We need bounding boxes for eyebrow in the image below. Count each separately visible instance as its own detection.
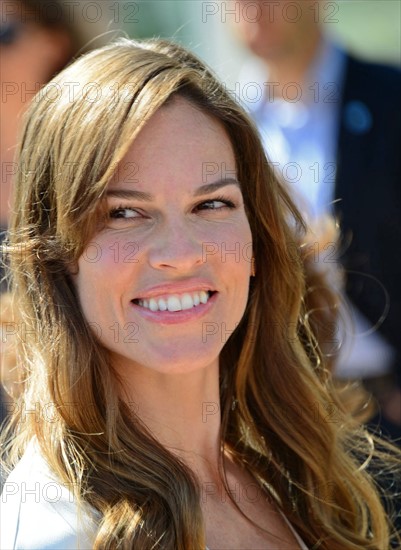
[106,179,241,201]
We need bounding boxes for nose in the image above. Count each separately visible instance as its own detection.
[147,216,204,272]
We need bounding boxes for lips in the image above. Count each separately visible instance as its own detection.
[133,290,214,312]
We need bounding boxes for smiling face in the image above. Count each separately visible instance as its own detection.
[73,97,253,376]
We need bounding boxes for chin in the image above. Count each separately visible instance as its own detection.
[148,350,220,376]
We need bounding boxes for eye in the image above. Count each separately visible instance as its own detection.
[105,206,146,228]
[109,206,141,220]
[194,197,236,212]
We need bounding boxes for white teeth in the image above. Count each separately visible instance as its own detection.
[149,298,158,312]
[181,293,194,310]
[167,296,181,312]
[136,291,212,312]
[199,290,208,304]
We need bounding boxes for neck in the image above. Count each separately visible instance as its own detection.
[118,360,222,478]
[264,30,322,99]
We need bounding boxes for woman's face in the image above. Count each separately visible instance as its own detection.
[73,97,253,375]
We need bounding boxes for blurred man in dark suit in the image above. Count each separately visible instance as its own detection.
[230,0,401,441]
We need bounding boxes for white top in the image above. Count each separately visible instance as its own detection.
[1,442,96,549]
[1,442,308,549]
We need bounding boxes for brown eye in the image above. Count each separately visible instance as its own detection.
[195,198,235,211]
[109,207,140,219]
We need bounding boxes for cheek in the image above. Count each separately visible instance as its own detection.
[74,237,142,320]
[73,262,98,321]
[78,238,131,282]
[74,249,116,319]
[216,219,253,309]
[218,219,252,269]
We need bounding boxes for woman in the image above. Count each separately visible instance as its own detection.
[1,38,399,549]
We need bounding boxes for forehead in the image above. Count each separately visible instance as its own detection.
[108,97,236,192]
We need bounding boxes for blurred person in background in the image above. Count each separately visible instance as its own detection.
[0,0,112,425]
[230,0,401,444]
[1,0,75,230]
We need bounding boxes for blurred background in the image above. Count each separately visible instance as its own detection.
[120,0,400,83]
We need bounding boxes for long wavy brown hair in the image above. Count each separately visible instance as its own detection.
[2,38,400,549]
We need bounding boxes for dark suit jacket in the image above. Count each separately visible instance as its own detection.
[335,55,401,387]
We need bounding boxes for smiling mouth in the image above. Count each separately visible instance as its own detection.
[132,291,216,312]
